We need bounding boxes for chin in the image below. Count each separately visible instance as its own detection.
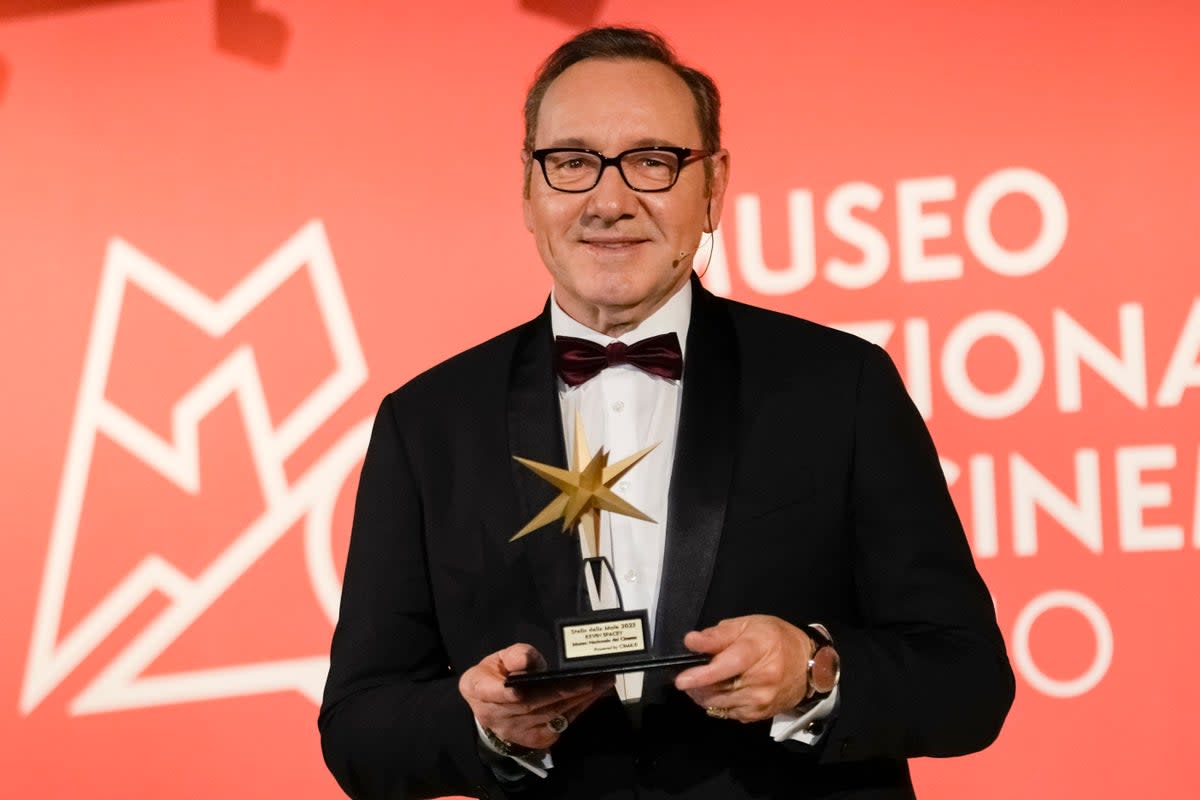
[555,257,677,315]
[580,275,654,309]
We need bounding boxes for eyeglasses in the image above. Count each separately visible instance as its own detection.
[530,146,710,193]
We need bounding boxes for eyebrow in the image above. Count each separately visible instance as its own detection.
[542,137,682,150]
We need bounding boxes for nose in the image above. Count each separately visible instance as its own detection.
[583,161,639,224]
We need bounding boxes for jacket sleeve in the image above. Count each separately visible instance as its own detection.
[317,394,505,799]
[818,344,1015,763]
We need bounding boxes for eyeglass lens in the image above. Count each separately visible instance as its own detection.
[542,150,680,191]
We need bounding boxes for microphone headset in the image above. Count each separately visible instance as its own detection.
[671,202,717,270]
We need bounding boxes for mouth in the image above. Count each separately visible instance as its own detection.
[580,238,648,251]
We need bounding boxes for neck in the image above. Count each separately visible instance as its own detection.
[566,307,652,338]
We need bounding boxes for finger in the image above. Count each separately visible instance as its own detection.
[690,694,746,723]
[512,686,607,733]
[490,681,607,746]
[685,689,773,725]
[465,643,568,706]
[684,672,756,706]
[489,675,611,718]
[675,645,755,690]
[682,618,745,655]
[465,671,522,706]
[713,674,743,693]
[501,680,613,742]
[686,686,744,710]
[557,679,614,717]
[462,644,542,706]
[522,671,613,704]
[498,643,547,676]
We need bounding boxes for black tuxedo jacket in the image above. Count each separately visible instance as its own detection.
[319,281,1014,799]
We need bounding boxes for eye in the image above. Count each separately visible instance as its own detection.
[637,156,671,170]
[625,151,678,176]
[545,152,595,173]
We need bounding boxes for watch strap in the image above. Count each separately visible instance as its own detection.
[801,623,832,651]
[480,725,542,759]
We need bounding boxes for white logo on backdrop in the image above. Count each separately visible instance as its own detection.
[21,220,371,715]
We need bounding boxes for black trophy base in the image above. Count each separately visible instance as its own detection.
[504,652,709,687]
[506,557,709,687]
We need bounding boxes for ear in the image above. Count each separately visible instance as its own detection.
[703,149,731,232]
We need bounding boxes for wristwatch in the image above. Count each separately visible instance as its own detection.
[794,623,840,714]
[481,726,542,759]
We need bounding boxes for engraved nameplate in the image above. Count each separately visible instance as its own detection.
[561,616,647,660]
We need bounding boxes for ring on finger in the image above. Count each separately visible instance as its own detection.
[705,706,730,720]
[547,714,569,734]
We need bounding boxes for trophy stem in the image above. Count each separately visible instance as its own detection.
[579,506,601,559]
[578,556,626,614]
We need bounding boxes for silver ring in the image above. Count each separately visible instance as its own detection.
[547,714,569,733]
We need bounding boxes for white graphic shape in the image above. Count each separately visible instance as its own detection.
[22,220,368,715]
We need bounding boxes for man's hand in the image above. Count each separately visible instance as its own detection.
[458,643,614,750]
[674,615,813,723]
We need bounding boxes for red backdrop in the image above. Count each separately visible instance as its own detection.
[3,1,1197,797]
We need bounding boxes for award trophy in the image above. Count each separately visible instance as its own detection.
[505,414,707,687]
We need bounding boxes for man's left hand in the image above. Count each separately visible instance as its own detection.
[674,614,814,722]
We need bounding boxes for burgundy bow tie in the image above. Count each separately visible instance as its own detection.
[554,332,684,387]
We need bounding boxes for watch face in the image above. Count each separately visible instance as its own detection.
[811,646,840,695]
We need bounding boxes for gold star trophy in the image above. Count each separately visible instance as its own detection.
[505,414,708,686]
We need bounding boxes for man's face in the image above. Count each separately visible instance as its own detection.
[524,57,729,332]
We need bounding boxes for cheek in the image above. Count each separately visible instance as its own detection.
[648,199,703,242]
[529,192,579,226]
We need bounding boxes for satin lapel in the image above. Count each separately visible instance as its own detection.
[506,306,576,627]
[652,281,738,657]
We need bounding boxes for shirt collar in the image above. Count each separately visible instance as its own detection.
[549,280,692,359]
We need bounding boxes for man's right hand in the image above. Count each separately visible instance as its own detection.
[458,643,614,750]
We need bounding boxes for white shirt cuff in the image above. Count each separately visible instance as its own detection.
[770,685,839,744]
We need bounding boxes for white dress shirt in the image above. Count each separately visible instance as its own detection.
[551,282,835,743]
[478,281,835,774]
[551,282,689,705]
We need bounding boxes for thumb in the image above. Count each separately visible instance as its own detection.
[498,643,546,675]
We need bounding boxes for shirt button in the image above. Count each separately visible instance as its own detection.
[612,400,625,412]
[623,569,640,583]
[618,481,630,493]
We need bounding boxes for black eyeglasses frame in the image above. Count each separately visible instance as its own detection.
[529,146,711,193]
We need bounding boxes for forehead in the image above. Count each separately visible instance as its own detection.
[535,58,701,148]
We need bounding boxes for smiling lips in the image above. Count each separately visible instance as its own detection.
[581,237,648,250]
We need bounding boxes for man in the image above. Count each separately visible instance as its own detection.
[319,27,1014,800]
